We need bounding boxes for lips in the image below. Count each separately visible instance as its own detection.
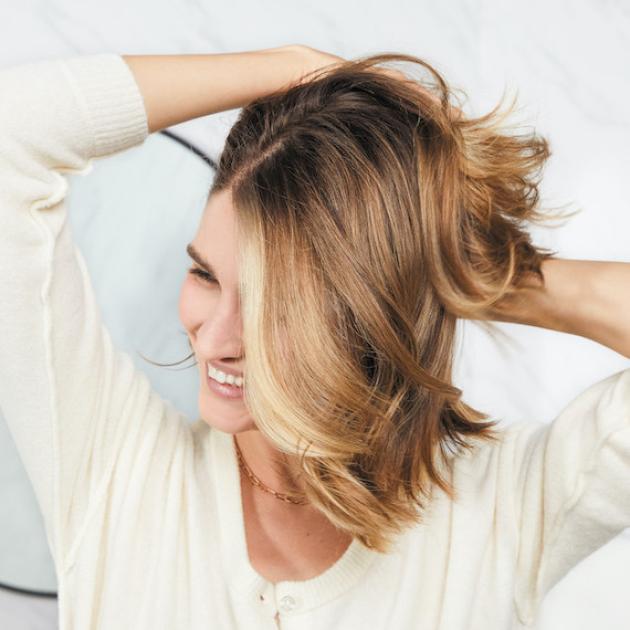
[206,364,244,400]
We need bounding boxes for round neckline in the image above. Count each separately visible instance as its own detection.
[209,427,382,612]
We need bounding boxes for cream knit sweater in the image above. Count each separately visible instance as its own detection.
[1,52,629,630]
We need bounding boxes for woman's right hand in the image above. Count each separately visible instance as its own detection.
[290,45,463,122]
[297,45,424,86]
[294,46,432,98]
[292,45,347,85]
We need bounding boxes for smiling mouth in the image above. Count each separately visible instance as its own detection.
[206,363,244,388]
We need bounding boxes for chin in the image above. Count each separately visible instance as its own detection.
[198,396,257,434]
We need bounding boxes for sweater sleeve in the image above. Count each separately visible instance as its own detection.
[0,53,154,571]
[511,365,630,626]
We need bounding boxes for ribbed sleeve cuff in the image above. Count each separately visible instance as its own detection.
[59,53,150,158]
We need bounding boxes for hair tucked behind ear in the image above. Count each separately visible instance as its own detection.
[208,51,572,553]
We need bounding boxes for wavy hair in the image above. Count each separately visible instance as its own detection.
[204,52,571,553]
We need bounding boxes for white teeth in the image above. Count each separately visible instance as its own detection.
[207,364,243,387]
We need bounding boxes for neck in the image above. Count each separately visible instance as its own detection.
[235,429,306,496]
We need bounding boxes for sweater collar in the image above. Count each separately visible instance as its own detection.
[209,427,382,614]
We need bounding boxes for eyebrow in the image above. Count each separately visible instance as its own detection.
[186,243,215,275]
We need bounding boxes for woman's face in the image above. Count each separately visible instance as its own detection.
[178,188,257,434]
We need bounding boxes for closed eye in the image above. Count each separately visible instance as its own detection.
[188,266,218,285]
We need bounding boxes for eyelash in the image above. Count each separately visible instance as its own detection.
[188,266,217,285]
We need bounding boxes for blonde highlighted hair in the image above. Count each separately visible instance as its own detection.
[208,52,570,553]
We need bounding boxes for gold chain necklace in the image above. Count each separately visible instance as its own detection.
[234,436,308,505]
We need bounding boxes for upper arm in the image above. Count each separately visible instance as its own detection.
[510,366,630,625]
[0,53,164,569]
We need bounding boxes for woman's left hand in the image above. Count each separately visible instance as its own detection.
[490,258,630,359]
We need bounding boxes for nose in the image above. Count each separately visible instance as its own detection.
[196,294,243,360]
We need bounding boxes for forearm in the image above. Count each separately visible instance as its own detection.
[122,45,307,133]
[489,258,630,358]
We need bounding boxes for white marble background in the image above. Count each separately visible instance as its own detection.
[1,0,629,628]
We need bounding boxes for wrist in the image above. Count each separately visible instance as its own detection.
[488,258,575,333]
[256,45,313,92]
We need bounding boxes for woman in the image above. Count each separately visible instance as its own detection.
[0,44,628,629]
